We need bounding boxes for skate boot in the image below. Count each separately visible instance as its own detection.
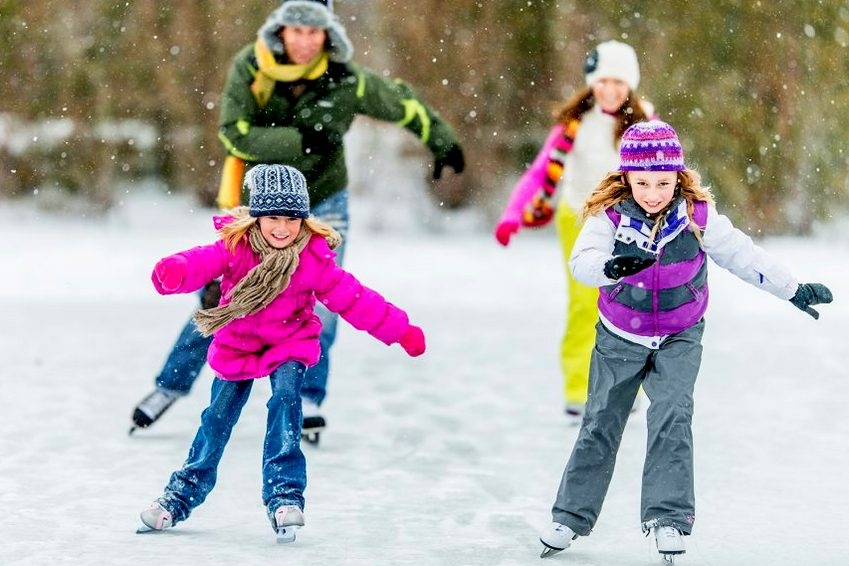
[539,522,578,558]
[301,397,325,446]
[129,388,179,434]
[654,526,685,564]
[564,403,584,427]
[137,502,173,533]
[271,505,305,543]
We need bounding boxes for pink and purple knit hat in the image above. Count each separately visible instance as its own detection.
[619,120,685,171]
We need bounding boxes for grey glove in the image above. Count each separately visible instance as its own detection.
[789,283,833,319]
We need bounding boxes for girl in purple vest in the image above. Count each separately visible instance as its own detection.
[539,120,832,561]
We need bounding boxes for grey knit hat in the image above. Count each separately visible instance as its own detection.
[246,164,310,218]
[259,0,353,63]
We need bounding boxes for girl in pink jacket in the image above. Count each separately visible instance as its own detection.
[138,164,425,543]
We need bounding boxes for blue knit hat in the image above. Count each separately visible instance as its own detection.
[246,164,310,218]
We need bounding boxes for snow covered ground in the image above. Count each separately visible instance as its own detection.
[3,190,849,566]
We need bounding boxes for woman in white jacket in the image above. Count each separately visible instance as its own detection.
[494,41,654,421]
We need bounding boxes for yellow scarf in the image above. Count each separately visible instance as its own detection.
[251,38,329,108]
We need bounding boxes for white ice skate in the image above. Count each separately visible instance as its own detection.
[137,502,173,534]
[539,522,578,558]
[654,525,685,564]
[273,505,305,543]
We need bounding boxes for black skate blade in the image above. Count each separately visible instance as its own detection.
[301,431,321,446]
[540,544,563,558]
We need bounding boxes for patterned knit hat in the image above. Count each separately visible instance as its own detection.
[259,0,353,63]
[619,120,686,171]
[246,164,311,218]
[584,40,640,91]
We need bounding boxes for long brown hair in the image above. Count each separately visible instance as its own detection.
[219,206,340,252]
[583,169,716,243]
[554,86,650,145]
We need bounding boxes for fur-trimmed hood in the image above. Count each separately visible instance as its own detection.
[258,0,353,63]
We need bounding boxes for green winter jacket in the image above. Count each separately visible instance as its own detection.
[218,43,461,206]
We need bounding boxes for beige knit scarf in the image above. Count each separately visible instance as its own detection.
[193,224,311,336]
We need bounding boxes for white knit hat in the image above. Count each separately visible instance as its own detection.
[584,40,640,91]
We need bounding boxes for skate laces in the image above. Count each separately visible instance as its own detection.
[301,397,321,418]
[139,390,178,417]
[656,526,681,540]
[274,505,305,527]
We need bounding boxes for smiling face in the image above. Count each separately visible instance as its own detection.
[592,78,631,113]
[626,171,678,216]
[258,216,303,249]
[279,25,327,64]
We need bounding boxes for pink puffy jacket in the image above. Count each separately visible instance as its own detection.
[152,218,411,381]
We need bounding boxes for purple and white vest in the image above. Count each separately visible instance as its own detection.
[598,199,709,337]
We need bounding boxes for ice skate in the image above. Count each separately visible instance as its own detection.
[271,505,305,543]
[129,388,179,434]
[539,522,578,558]
[654,526,685,564]
[300,397,325,445]
[137,502,173,534]
[564,403,584,427]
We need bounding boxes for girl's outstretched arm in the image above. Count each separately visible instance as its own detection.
[151,241,229,295]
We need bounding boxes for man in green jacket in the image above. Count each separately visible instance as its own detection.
[130,0,465,442]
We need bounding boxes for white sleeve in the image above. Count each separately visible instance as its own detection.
[569,212,618,287]
[702,205,799,300]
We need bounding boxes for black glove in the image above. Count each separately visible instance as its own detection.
[433,143,465,180]
[200,280,222,309]
[789,282,833,320]
[300,126,343,155]
[603,255,657,280]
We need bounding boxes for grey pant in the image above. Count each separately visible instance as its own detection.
[551,319,704,536]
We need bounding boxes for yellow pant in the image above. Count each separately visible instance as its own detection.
[555,204,599,406]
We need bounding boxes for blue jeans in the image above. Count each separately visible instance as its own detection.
[159,362,308,524]
[155,190,350,406]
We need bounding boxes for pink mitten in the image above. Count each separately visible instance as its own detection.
[399,325,426,357]
[494,219,520,247]
[153,256,187,293]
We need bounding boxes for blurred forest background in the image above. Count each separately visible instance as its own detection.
[2,0,848,234]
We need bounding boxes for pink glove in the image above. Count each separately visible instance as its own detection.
[494,219,519,247]
[152,256,187,293]
[399,325,426,357]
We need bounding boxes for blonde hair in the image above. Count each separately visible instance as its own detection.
[219,206,340,252]
[583,169,716,243]
[554,86,649,145]
[193,206,341,336]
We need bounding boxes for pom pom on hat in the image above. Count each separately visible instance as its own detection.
[584,40,641,91]
[246,164,311,218]
[618,120,686,171]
